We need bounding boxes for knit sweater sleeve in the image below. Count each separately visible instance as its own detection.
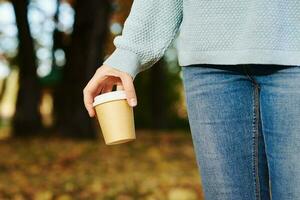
[102,0,183,80]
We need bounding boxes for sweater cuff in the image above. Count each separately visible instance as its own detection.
[103,48,141,80]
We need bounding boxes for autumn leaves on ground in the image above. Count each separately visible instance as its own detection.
[0,130,204,200]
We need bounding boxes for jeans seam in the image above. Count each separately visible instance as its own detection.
[253,83,261,200]
[242,66,261,90]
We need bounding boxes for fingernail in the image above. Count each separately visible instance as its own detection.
[130,98,137,106]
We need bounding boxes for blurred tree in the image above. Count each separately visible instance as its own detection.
[149,60,168,129]
[50,0,69,132]
[11,0,42,136]
[134,59,187,130]
[39,0,65,88]
[54,0,111,138]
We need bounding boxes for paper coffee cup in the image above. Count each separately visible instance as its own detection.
[93,90,136,145]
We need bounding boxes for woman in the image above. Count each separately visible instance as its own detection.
[83,1,300,199]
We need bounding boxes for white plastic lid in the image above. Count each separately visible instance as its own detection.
[93,90,127,107]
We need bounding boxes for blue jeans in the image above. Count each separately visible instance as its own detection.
[181,64,300,200]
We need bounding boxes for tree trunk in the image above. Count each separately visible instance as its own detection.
[149,60,167,129]
[11,0,42,136]
[51,0,66,133]
[55,0,111,138]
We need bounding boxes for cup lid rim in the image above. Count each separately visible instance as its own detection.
[93,90,127,107]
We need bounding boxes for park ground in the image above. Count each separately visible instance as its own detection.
[0,130,204,200]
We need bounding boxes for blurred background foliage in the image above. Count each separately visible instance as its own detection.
[0,0,189,139]
[0,0,202,199]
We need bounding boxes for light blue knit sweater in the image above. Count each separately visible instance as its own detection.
[103,0,300,79]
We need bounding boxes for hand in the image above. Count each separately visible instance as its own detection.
[83,64,137,117]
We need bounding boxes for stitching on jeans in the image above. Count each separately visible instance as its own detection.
[252,84,261,200]
[242,66,261,90]
[244,64,263,199]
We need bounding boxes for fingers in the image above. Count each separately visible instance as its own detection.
[83,70,108,117]
[119,74,137,107]
[101,84,111,94]
[101,66,137,107]
[102,76,137,107]
[83,65,138,118]
[101,79,115,94]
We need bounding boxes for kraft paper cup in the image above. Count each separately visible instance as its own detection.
[93,90,136,145]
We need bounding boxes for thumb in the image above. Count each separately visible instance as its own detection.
[119,75,137,107]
